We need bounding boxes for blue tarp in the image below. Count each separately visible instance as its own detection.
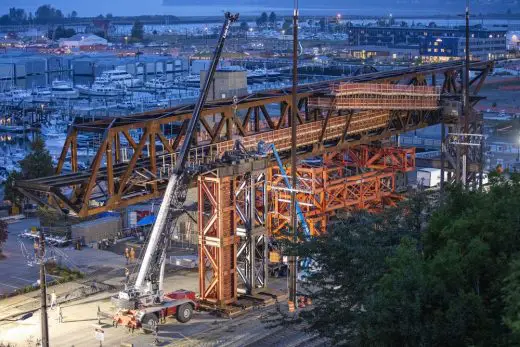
[98,211,120,218]
[137,214,156,226]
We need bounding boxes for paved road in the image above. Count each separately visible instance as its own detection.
[0,218,131,296]
[0,219,321,346]
[1,292,324,347]
[0,218,42,295]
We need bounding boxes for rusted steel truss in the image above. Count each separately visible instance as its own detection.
[15,60,493,217]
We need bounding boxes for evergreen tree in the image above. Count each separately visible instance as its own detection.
[240,21,249,32]
[131,20,144,41]
[267,180,520,345]
[19,137,54,180]
[269,12,277,27]
[4,171,23,206]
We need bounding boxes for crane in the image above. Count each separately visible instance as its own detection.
[111,12,239,330]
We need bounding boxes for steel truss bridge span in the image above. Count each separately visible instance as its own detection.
[15,60,493,218]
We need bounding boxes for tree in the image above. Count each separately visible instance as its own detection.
[71,10,78,19]
[504,259,520,341]
[50,26,76,40]
[269,12,277,27]
[106,13,113,19]
[366,182,520,345]
[8,8,27,24]
[282,19,292,32]
[240,21,249,32]
[0,15,10,25]
[266,200,428,345]
[267,180,520,345]
[131,20,144,41]
[256,12,268,28]
[319,18,326,31]
[4,171,23,206]
[35,5,64,24]
[19,137,54,180]
[0,220,7,256]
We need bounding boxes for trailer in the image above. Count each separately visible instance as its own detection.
[416,168,443,187]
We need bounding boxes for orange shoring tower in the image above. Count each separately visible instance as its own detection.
[268,145,416,236]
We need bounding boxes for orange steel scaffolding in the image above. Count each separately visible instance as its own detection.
[198,172,238,307]
[309,83,440,110]
[216,110,391,155]
[267,146,415,236]
[324,145,416,172]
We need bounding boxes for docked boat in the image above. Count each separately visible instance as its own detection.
[101,69,142,88]
[51,80,79,99]
[1,89,33,103]
[31,87,52,103]
[77,81,125,97]
[0,125,26,132]
[145,78,172,89]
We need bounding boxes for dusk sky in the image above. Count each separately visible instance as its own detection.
[0,0,518,17]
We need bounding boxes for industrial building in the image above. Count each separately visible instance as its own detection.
[200,66,248,101]
[58,34,108,51]
[346,25,507,60]
[419,34,507,60]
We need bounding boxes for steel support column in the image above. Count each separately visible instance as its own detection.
[235,171,268,295]
[198,171,238,306]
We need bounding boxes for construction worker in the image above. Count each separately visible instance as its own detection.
[159,309,165,324]
[50,290,57,310]
[124,247,130,265]
[129,247,135,263]
[57,304,63,323]
[153,324,160,345]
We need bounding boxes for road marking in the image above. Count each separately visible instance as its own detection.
[11,276,34,283]
[0,282,19,289]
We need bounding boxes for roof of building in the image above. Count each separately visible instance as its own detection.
[60,34,107,42]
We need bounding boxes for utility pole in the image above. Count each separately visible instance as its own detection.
[462,0,470,187]
[39,230,49,347]
[289,0,299,307]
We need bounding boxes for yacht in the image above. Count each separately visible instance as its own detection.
[100,69,142,88]
[2,89,33,103]
[77,81,124,97]
[51,80,79,99]
[145,78,172,89]
[31,87,52,103]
